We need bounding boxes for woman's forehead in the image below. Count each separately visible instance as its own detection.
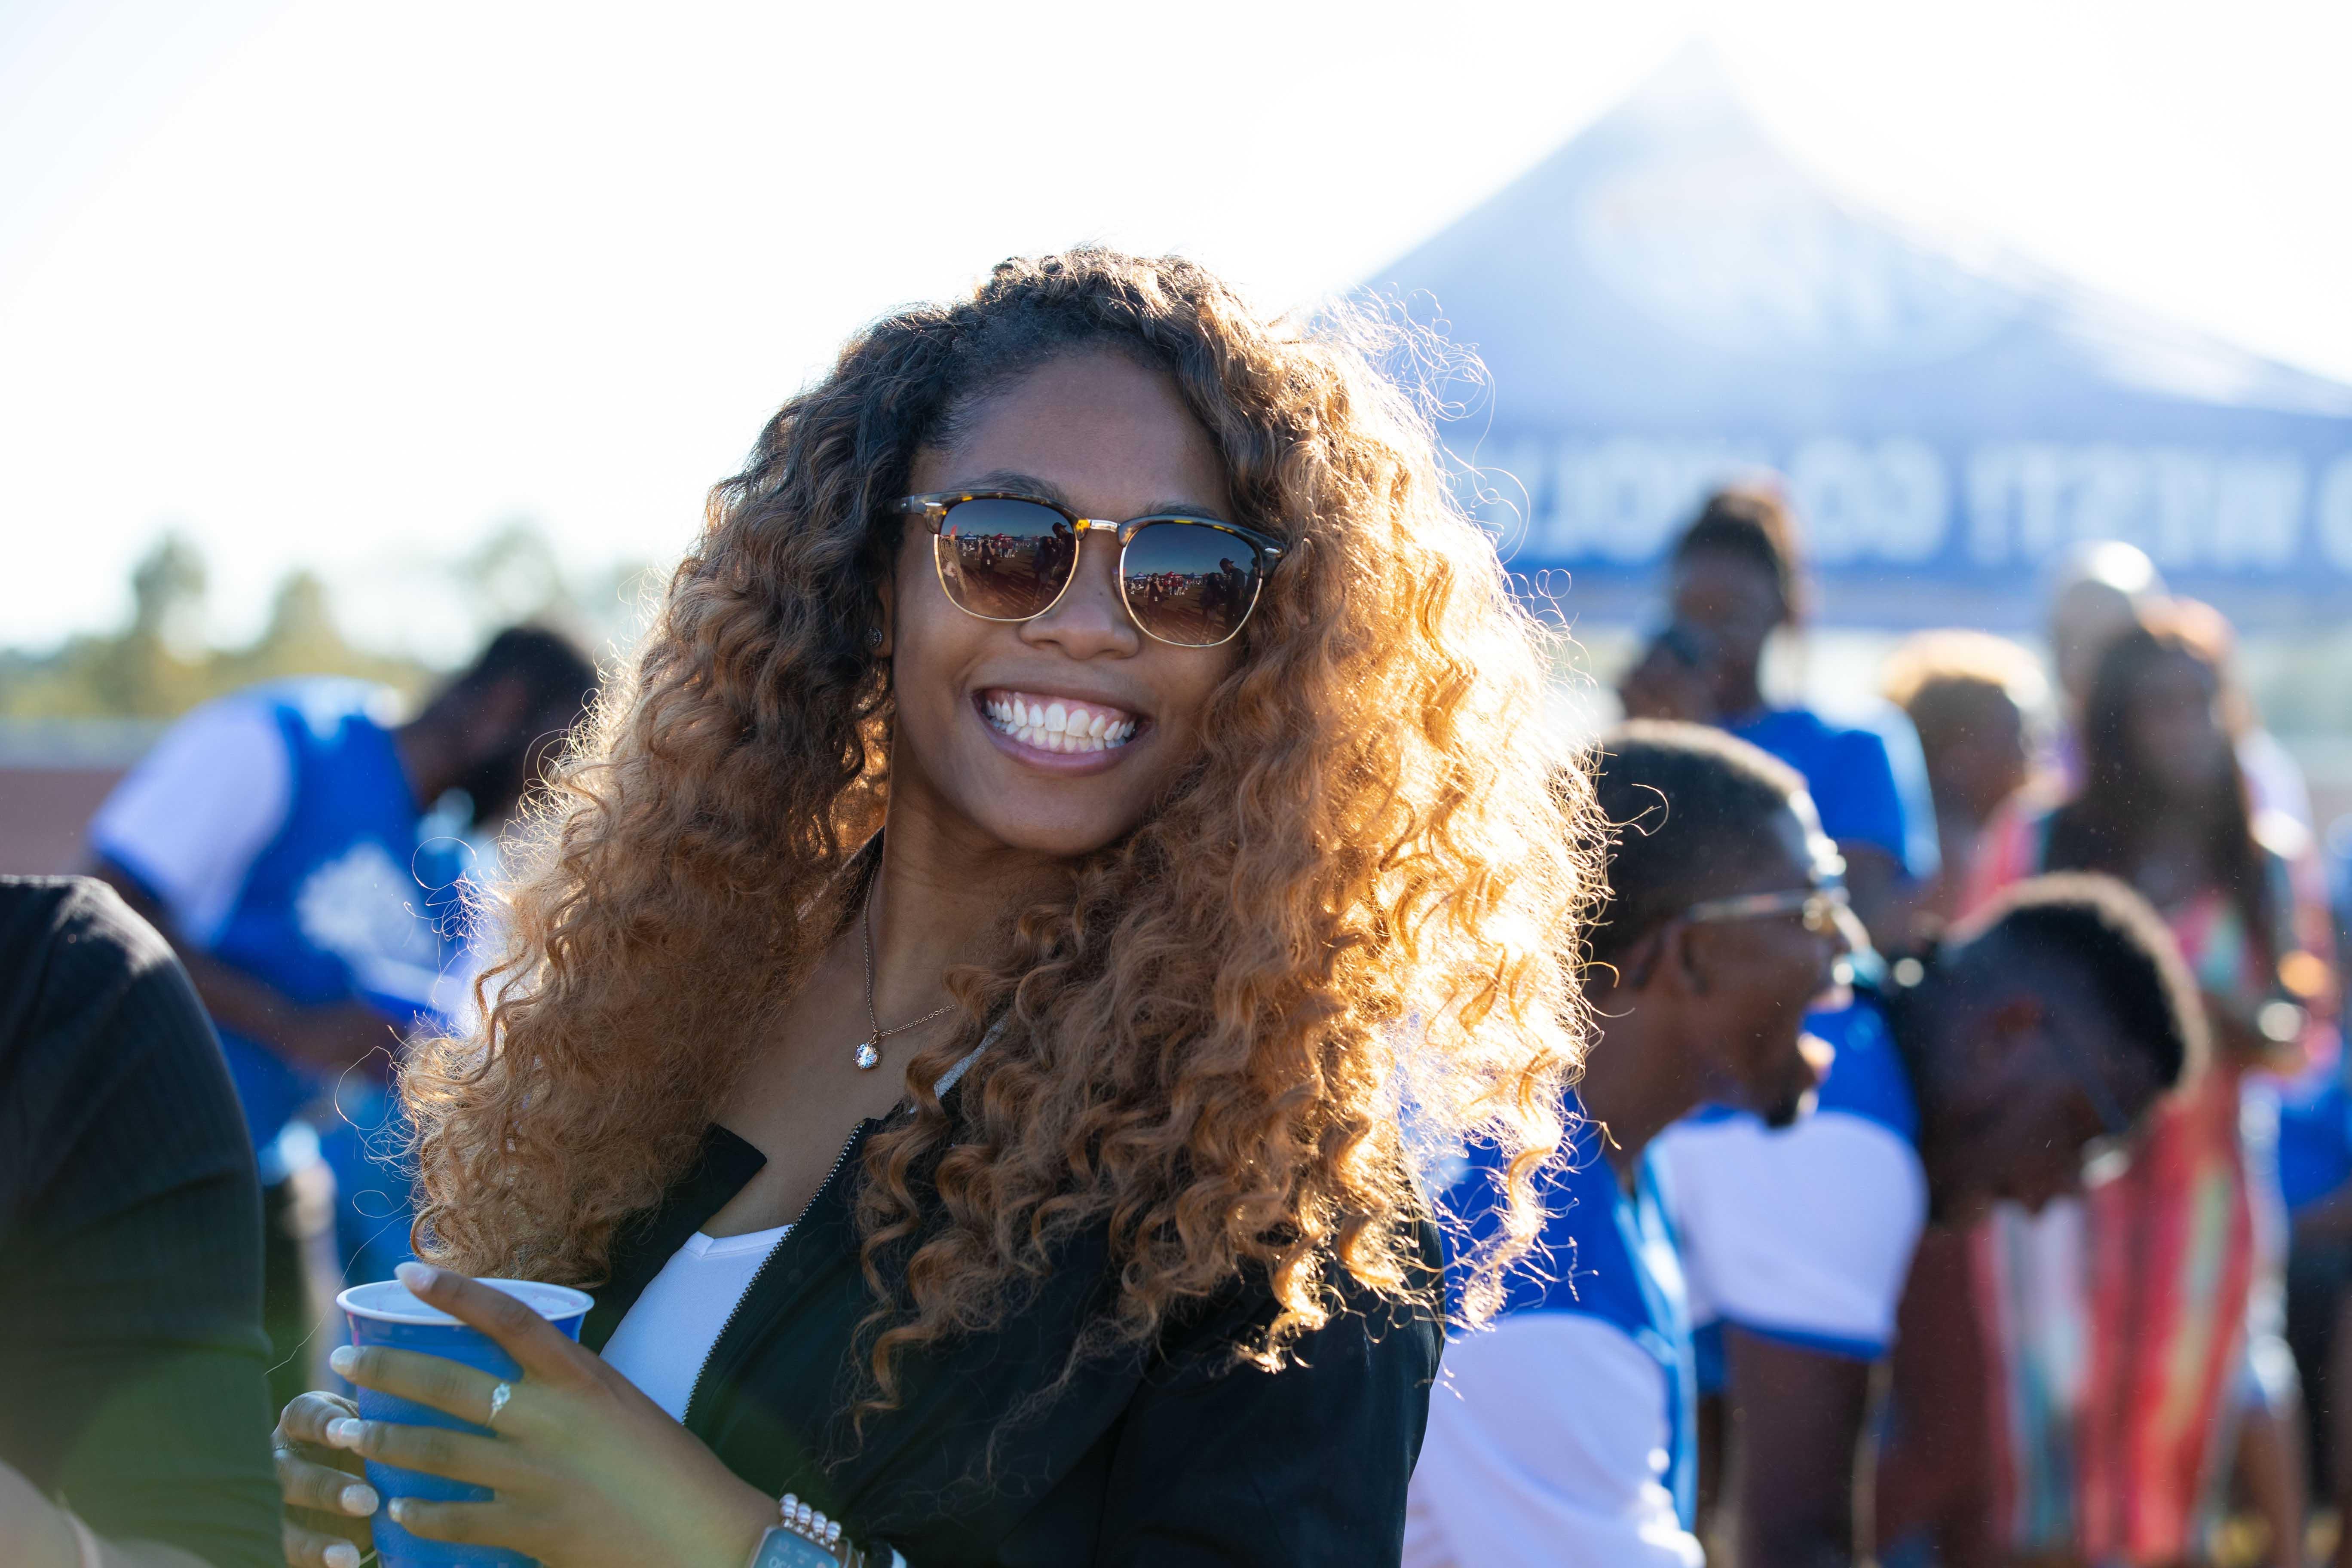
[922,352,1230,517]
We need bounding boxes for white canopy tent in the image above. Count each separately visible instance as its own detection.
[1369,49,2352,629]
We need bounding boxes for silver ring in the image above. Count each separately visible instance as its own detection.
[485,1381,511,1428]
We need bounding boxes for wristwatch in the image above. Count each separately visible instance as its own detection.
[747,1492,888,1568]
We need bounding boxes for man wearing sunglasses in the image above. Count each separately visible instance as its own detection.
[1409,722,1859,1568]
[1407,722,2201,1568]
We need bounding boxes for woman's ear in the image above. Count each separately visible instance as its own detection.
[870,577,895,660]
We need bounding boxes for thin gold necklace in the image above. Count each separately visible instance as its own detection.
[854,877,956,1071]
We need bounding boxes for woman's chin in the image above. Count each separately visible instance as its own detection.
[962,809,1137,861]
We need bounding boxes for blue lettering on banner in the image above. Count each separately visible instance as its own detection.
[1965,444,2305,569]
[1457,437,2352,579]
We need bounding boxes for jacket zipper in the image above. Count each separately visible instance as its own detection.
[680,1120,866,1433]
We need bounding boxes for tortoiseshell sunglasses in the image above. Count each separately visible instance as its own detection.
[895,491,1285,649]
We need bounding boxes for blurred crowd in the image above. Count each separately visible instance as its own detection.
[1610,486,2352,1568]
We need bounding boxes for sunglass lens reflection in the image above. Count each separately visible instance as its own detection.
[936,499,1078,620]
[1122,522,1261,647]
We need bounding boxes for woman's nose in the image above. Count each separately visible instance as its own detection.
[1020,532,1141,658]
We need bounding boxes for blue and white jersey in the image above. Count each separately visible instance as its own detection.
[1405,1096,1702,1568]
[89,679,457,1155]
[1651,994,1928,1386]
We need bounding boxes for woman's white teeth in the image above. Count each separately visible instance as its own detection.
[984,693,1137,753]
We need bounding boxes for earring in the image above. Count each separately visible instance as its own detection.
[867,627,884,649]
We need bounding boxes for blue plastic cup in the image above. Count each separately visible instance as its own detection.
[337,1277,595,1568]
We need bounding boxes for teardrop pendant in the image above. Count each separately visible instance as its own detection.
[854,1038,881,1071]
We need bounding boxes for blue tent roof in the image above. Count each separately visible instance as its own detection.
[1368,47,2352,628]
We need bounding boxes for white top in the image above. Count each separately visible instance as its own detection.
[1404,1315,1701,1568]
[599,1054,988,1423]
[601,1223,792,1422]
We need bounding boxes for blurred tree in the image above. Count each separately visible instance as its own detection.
[457,517,657,668]
[466,519,568,630]
[134,534,209,653]
[83,533,210,717]
[0,524,660,725]
[0,536,431,721]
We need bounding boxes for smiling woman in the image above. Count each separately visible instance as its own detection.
[268,248,1597,1568]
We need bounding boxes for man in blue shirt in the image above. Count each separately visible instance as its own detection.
[86,625,595,1410]
[1409,723,1853,1567]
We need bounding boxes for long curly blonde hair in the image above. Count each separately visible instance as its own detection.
[404,249,1596,1409]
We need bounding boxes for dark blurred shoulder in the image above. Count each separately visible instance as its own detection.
[0,873,210,1090]
[0,874,235,1222]
[0,879,276,1566]
[0,873,182,996]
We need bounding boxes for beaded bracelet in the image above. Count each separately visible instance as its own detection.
[746,1491,865,1568]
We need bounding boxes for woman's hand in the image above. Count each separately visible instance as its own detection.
[274,1389,377,1568]
[318,1262,779,1568]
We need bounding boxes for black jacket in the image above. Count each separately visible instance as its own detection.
[582,1115,1444,1566]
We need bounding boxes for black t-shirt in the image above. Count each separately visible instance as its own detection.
[0,876,279,1568]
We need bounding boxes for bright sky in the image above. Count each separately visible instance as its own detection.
[3,0,2347,659]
